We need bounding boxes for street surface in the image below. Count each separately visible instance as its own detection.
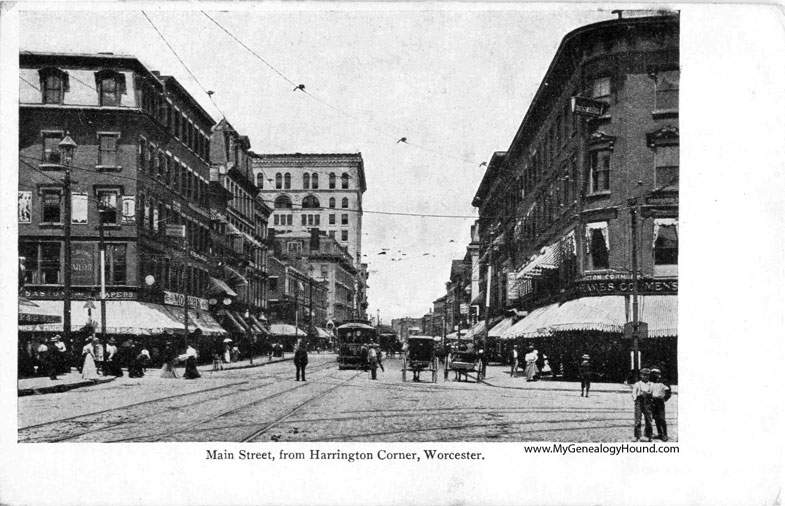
[18,353,677,443]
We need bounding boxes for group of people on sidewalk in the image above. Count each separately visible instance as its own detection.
[509,345,551,381]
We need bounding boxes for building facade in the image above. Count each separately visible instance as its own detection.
[473,13,679,381]
[18,52,224,357]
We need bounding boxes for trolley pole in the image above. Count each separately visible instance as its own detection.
[62,167,73,349]
[628,199,640,378]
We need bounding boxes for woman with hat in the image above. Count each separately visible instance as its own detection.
[579,354,592,397]
[182,344,201,380]
[81,337,100,381]
[105,337,122,377]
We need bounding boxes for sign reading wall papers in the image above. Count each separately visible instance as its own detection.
[71,243,95,285]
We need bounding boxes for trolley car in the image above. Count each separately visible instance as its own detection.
[401,335,438,382]
[336,322,377,370]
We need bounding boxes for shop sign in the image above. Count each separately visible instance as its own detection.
[506,272,519,300]
[576,278,677,296]
[71,243,95,285]
[459,303,469,315]
[164,290,209,310]
[165,224,185,238]
[22,287,136,300]
[571,96,605,117]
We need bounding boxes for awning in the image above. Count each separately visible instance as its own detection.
[314,327,332,339]
[249,315,269,335]
[221,310,247,334]
[164,306,227,337]
[223,265,249,287]
[18,300,182,335]
[232,311,252,333]
[18,297,61,325]
[462,320,487,339]
[516,242,561,279]
[208,277,237,297]
[470,292,485,306]
[503,295,677,339]
[269,323,307,337]
[488,316,516,338]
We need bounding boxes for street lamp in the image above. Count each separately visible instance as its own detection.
[59,134,77,350]
[244,308,253,364]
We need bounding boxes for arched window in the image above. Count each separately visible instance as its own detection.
[275,173,282,189]
[302,195,320,209]
[329,173,336,189]
[284,173,291,189]
[312,173,319,189]
[274,195,293,209]
[256,173,264,189]
[341,173,349,189]
[341,197,349,208]
[329,198,336,208]
[303,173,310,189]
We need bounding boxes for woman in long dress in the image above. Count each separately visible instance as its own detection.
[525,349,539,381]
[183,345,200,379]
[81,338,100,380]
[160,341,178,379]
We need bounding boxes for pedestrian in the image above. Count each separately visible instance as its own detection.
[44,338,58,380]
[81,337,100,381]
[540,355,553,379]
[650,367,672,442]
[510,346,519,378]
[53,335,68,375]
[160,341,178,379]
[105,338,122,377]
[94,339,105,375]
[478,348,487,380]
[525,348,539,381]
[213,353,224,371]
[367,343,381,380]
[632,367,654,442]
[224,343,232,363]
[183,344,200,379]
[128,344,145,378]
[231,344,240,362]
[139,348,150,373]
[580,354,592,397]
[294,343,308,381]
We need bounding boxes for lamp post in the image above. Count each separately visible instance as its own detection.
[244,308,253,365]
[59,135,77,349]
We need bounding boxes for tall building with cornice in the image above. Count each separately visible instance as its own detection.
[251,153,366,268]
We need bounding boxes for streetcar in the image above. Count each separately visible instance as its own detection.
[401,335,438,383]
[336,321,378,370]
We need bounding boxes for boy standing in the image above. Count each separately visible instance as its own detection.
[579,354,592,397]
[632,367,654,442]
[650,367,672,442]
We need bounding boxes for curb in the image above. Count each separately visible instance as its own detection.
[18,377,116,397]
[198,357,292,373]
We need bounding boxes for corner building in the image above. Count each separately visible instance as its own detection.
[474,14,679,382]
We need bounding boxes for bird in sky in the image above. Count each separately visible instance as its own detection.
[397,137,407,143]
[378,251,387,255]
[449,239,456,243]
[293,84,306,92]
[479,161,487,167]
[207,90,215,97]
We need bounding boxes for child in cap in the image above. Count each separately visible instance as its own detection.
[632,367,654,442]
[650,367,672,442]
[579,354,592,397]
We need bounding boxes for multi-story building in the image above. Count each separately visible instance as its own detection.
[269,229,354,325]
[251,153,368,317]
[431,295,447,338]
[391,317,422,341]
[209,119,271,329]
[18,52,225,356]
[473,13,679,381]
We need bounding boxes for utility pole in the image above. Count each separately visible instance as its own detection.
[182,237,190,347]
[628,199,640,378]
[59,134,77,350]
[484,231,494,353]
[98,204,107,345]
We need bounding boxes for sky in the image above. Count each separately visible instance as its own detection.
[18,5,615,322]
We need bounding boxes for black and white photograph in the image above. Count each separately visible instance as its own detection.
[1,2,783,506]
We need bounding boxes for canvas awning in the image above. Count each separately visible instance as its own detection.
[462,320,487,340]
[221,310,247,334]
[269,323,307,337]
[314,327,332,339]
[164,306,227,337]
[18,297,61,325]
[503,295,677,339]
[516,242,561,279]
[208,277,237,297]
[18,300,182,335]
[249,315,269,335]
[488,316,516,338]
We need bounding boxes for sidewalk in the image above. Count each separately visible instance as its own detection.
[477,363,678,395]
[18,353,294,396]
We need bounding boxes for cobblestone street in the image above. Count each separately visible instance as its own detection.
[18,353,677,443]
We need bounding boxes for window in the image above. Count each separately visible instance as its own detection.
[341,173,349,189]
[329,198,336,208]
[97,190,119,224]
[329,173,336,189]
[653,219,678,275]
[40,242,61,284]
[40,69,67,104]
[284,173,291,189]
[591,76,612,102]
[96,71,124,107]
[655,145,679,189]
[328,231,336,239]
[275,195,292,208]
[275,173,282,189]
[256,173,264,188]
[314,215,320,226]
[301,214,307,226]
[307,215,314,226]
[329,214,336,225]
[269,277,278,292]
[274,214,279,226]
[108,244,127,285]
[302,195,320,208]
[589,150,611,193]
[586,222,609,270]
[41,190,62,223]
[312,173,319,189]
[287,215,293,226]
[288,241,302,254]
[95,133,118,167]
[341,230,348,241]
[655,70,679,110]
[341,197,349,208]
[341,214,348,225]
[42,132,63,164]
[303,173,310,189]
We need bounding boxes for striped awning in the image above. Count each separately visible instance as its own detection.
[488,317,515,338]
[18,297,61,325]
[462,320,487,339]
[269,323,307,337]
[208,277,237,297]
[516,242,561,279]
[165,306,227,337]
[19,300,182,335]
[502,295,677,339]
